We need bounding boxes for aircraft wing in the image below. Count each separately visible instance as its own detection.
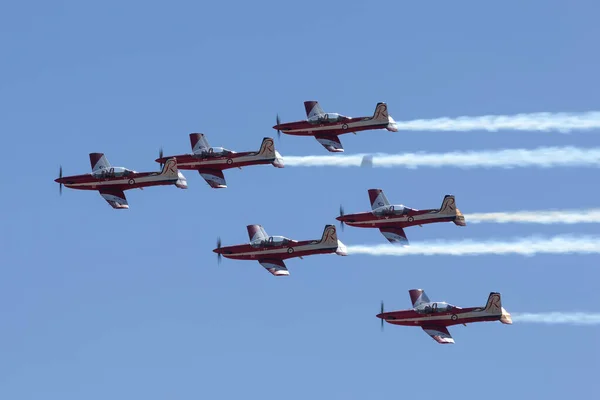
[190,133,210,154]
[259,259,290,276]
[368,189,391,209]
[197,169,227,188]
[315,135,344,153]
[304,101,325,119]
[379,227,409,245]
[89,153,111,172]
[422,325,455,344]
[99,188,129,209]
[247,225,268,242]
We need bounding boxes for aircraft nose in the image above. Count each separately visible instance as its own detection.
[376,313,384,319]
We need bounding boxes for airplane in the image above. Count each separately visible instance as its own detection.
[377,289,512,344]
[273,101,399,153]
[336,189,466,245]
[55,153,188,209]
[155,133,284,188]
[213,224,348,276]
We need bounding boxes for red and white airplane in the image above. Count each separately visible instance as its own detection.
[273,101,399,152]
[377,289,512,344]
[213,224,347,276]
[155,134,284,188]
[55,153,188,209]
[336,189,466,245]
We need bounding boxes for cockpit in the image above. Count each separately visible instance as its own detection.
[414,302,458,314]
[372,204,415,216]
[250,235,292,248]
[198,147,233,157]
[92,167,134,178]
[307,113,346,124]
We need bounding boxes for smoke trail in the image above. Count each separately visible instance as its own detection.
[394,111,600,132]
[346,235,600,256]
[467,209,600,224]
[284,147,600,169]
[511,312,600,325]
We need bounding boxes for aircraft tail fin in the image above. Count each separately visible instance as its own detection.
[257,137,284,168]
[484,292,512,324]
[372,102,398,132]
[161,158,188,188]
[319,225,347,255]
[160,158,179,177]
[438,195,466,226]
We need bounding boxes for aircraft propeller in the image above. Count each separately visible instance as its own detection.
[158,147,164,169]
[338,204,345,231]
[276,114,281,139]
[58,165,63,195]
[216,236,222,264]
[380,301,385,331]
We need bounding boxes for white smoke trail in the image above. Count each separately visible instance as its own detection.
[346,235,600,256]
[394,111,600,132]
[511,312,600,325]
[284,147,600,169]
[467,209,600,224]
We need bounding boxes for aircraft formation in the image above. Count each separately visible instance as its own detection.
[55,100,511,344]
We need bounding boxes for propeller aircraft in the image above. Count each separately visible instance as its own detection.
[273,101,398,152]
[337,189,466,245]
[55,153,187,209]
[377,289,512,344]
[213,224,347,276]
[156,134,284,188]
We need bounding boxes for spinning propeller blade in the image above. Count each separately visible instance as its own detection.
[338,204,345,231]
[216,236,222,264]
[159,147,164,168]
[276,114,281,139]
[380,301,384,331]
[58,165,63,195]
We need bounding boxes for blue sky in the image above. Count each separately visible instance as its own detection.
[1,1,599,398]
